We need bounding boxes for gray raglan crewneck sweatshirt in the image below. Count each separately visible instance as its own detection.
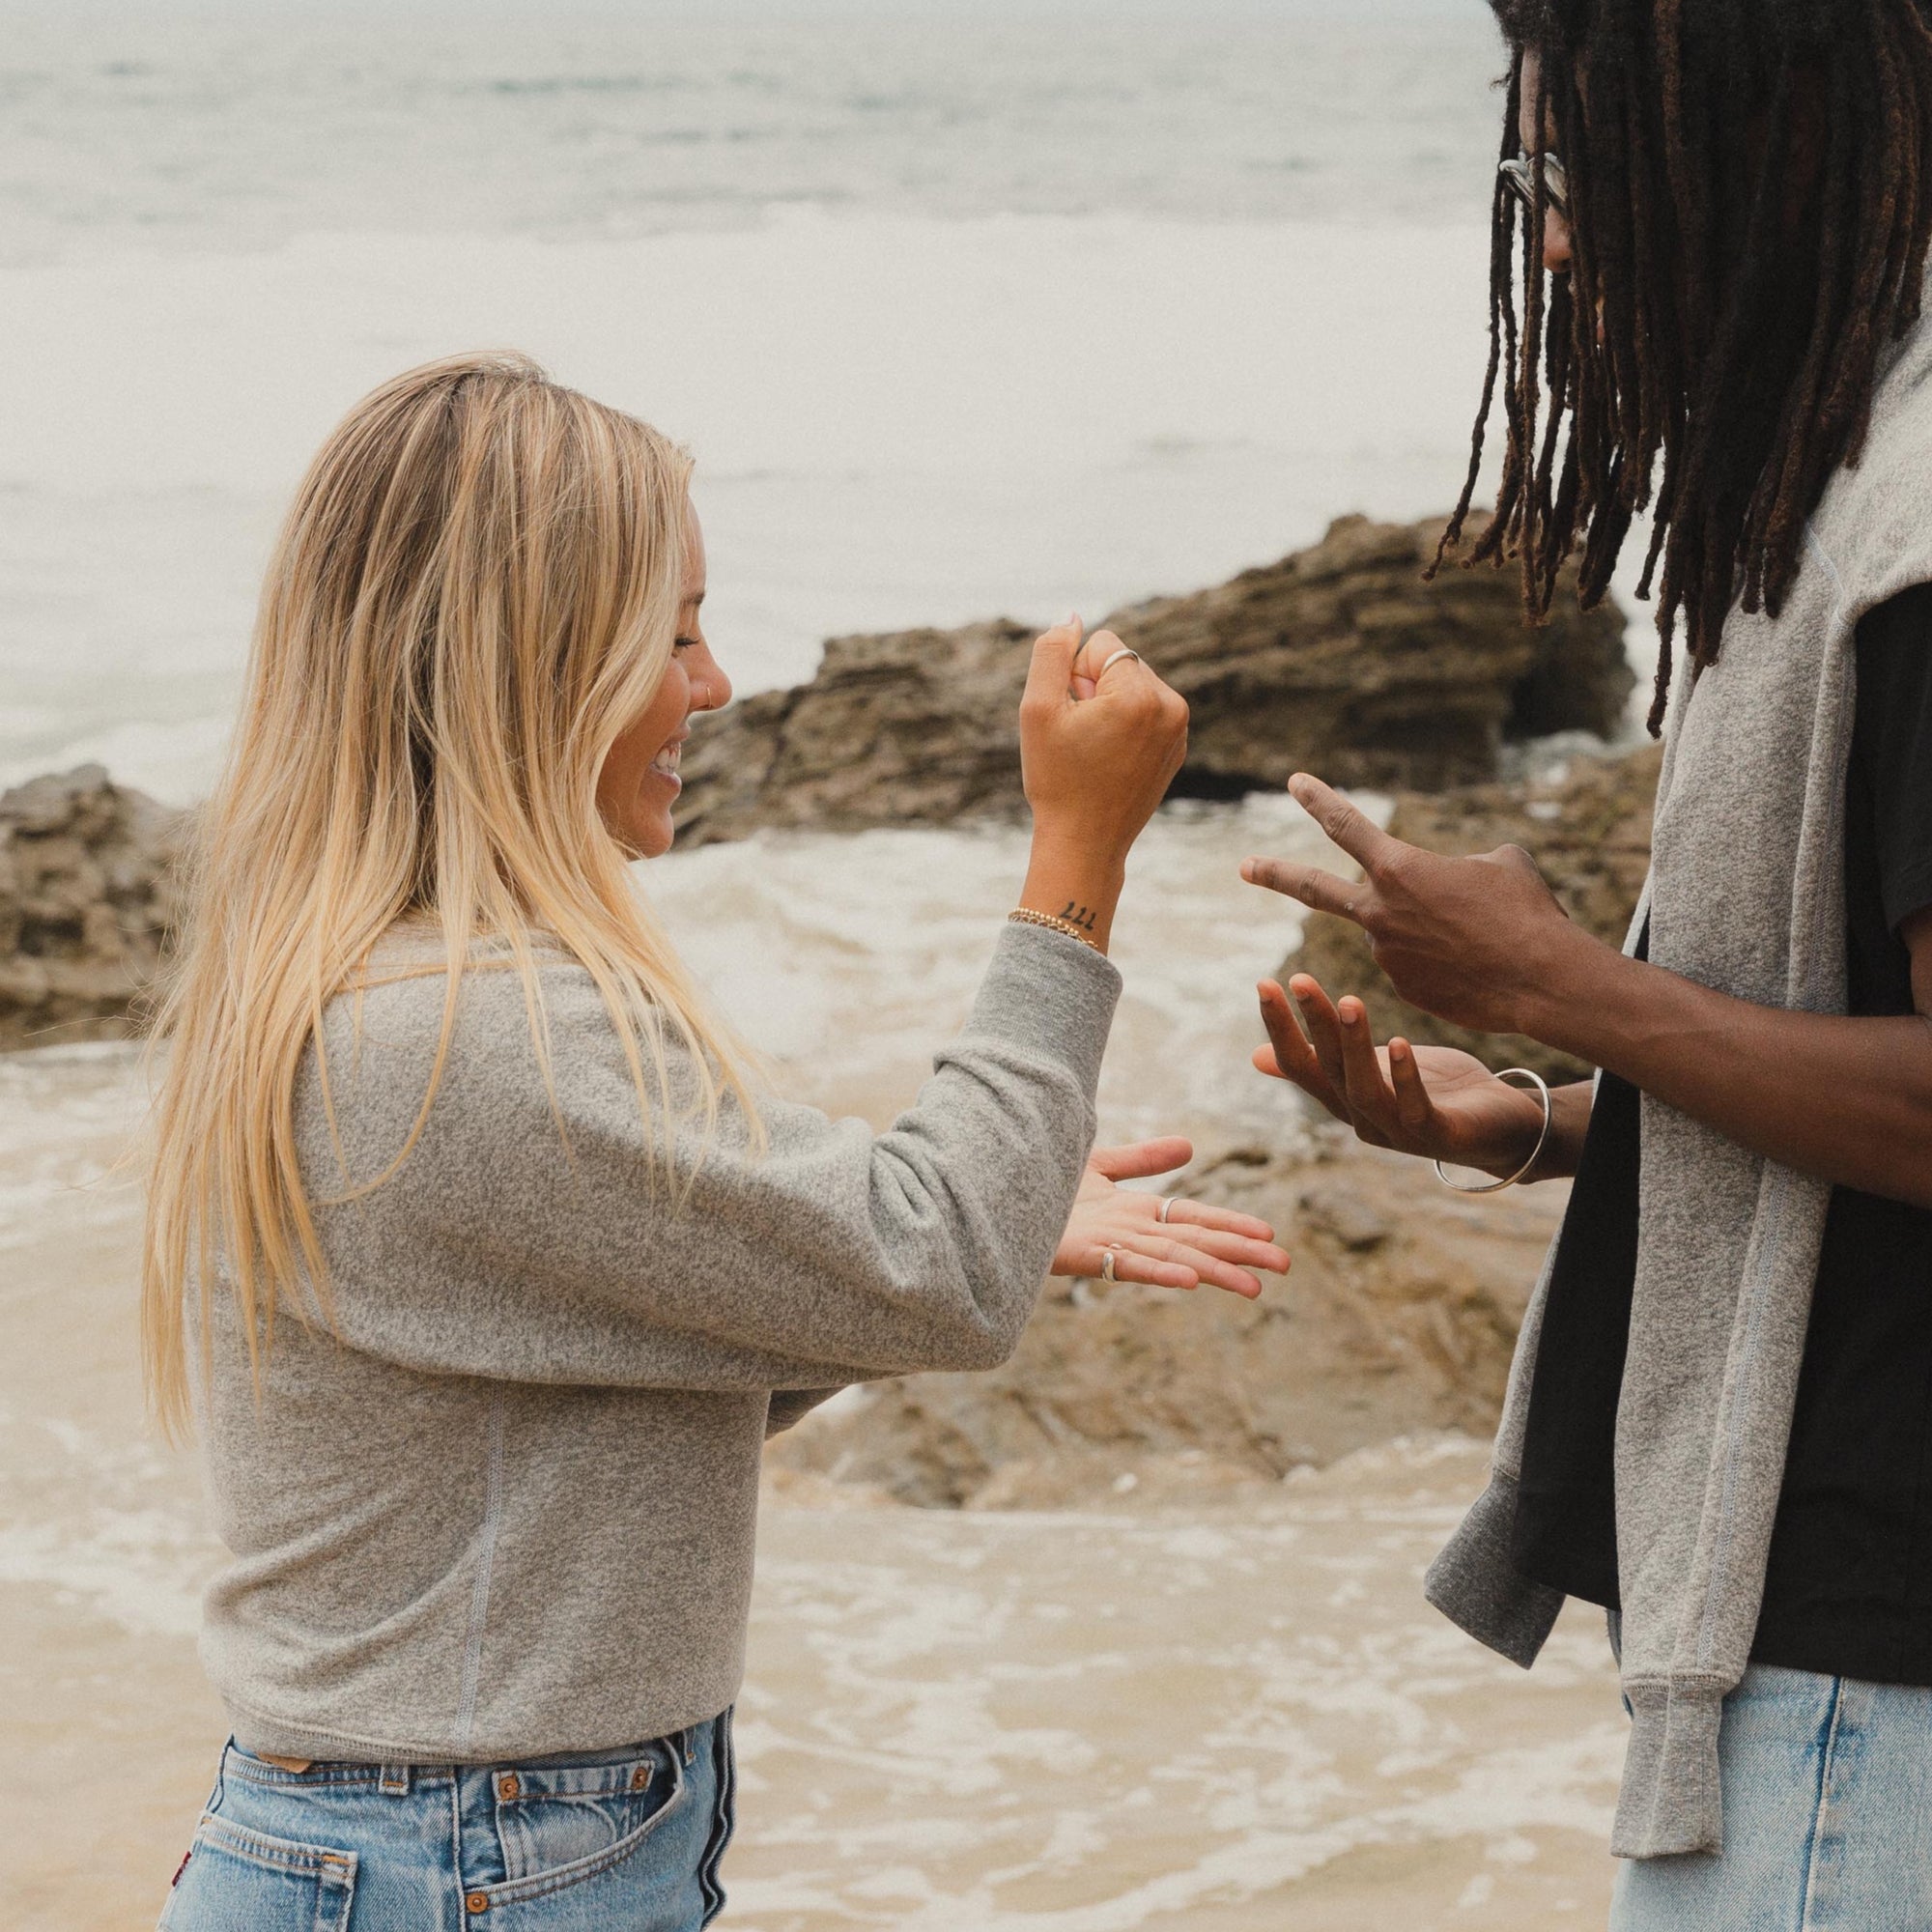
[194,920,1118,1765]
[1427,298,1932,1859]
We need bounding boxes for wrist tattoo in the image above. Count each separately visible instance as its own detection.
[1059,901,1099,932]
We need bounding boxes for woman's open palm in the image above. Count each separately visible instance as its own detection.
[1254,974,1547,1179]
[1053,1137,1289,1299]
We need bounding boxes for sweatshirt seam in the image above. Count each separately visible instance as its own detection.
[455,1395,507,1751]
[1803,524,1848,635]
[1619,1673,1729,1696]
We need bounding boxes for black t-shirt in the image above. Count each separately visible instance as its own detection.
[1513,583,1932,1683]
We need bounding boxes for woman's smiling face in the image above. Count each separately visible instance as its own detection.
[596,497,731,860]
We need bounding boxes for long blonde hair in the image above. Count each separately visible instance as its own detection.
[142,352,756,1436]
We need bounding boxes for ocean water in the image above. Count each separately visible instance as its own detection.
[0,8,1632,1925]
[0,0,1559,806]
[0,0,1597,1105]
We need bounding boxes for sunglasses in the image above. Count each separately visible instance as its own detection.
[1499,151,1571,219]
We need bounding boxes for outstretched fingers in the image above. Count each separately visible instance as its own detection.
[1241,856,1374,923]
[1176,1243,1271,1298]
[1386,1037,1439,1134]
[1174,1224,1290,1274]
[1256,980,1347,1117]
[1137,1232,1267,1298]
[1335,996,1403,1142]
[1289,976,1350,1099]
[1286,773,1402,872]
[1081,1223,1286,1298]
[1160,1198,1278,1241]
[1093,1247,1202,1292]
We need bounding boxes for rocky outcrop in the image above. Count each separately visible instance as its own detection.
[1279,740,1663,1083]
[677,515,1633,846]
[0,766,186,1051]
[764,1135,1568,1510]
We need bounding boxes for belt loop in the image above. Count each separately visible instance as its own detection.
[679,1728,696,1769]
[379,1764,411,1796]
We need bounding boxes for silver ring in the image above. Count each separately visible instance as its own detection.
[1097,647,1142,678]
[1100,1247,1119,1282]
[1156,1196,1179,1224]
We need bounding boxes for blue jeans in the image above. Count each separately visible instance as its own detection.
[1611,1667,1932,1930]
[157,1711,735,1931]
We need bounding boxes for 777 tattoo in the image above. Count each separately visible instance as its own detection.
[1060,902,1099,932]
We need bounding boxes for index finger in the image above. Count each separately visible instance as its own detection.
[1287,774,1400,873]
[1240,857,1371,923]
[1161,1198,1280,1242]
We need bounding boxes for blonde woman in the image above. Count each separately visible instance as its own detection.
[146,354,1286,1931]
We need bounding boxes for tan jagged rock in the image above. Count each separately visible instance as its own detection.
[0,765,186,1051]
[677,514,1632,846]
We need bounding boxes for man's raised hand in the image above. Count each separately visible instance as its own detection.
[1241,772,1577,1037]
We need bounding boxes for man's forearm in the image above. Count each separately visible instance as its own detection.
[1522,1076,1596,1182]
[1519,925,1932,1207]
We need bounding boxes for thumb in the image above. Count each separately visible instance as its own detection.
[1090,1136,1194,1180]
[1024,615,1084,708]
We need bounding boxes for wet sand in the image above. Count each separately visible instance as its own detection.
[1,1047,1624,1932]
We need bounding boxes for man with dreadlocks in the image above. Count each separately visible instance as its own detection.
[1241,0,1932,1921]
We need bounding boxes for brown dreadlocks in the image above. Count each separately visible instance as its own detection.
[1437,0,1932,731]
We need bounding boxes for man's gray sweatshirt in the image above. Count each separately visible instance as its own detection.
[1426,297,1932,1858]
[193,920,1118,1765]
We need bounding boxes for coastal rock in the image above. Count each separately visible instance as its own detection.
[677,514,1633,845]
[764,1136,1568,1510]
[1279,740,1663,1083]
[0,766,186,1050]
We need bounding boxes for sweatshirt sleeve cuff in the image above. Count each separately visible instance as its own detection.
[959,920,1123,1100]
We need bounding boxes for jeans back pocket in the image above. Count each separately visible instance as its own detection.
[160,1813,357,1932]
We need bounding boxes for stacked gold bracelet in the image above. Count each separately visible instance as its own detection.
[1008,908,1102,952]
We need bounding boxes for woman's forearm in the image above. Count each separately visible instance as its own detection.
[1521,923,1932,1206]
[1018,832,1127,952]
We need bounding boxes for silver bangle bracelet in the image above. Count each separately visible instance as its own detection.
[1433,1066,1552,1195]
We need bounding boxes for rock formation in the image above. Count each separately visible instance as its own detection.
[765,1134,1568,1510]
[677,514,1633,846]
[0,766,186,1050]
[1278,740,1663,1083]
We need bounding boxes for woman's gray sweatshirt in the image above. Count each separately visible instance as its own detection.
[194,920,1118,1765]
